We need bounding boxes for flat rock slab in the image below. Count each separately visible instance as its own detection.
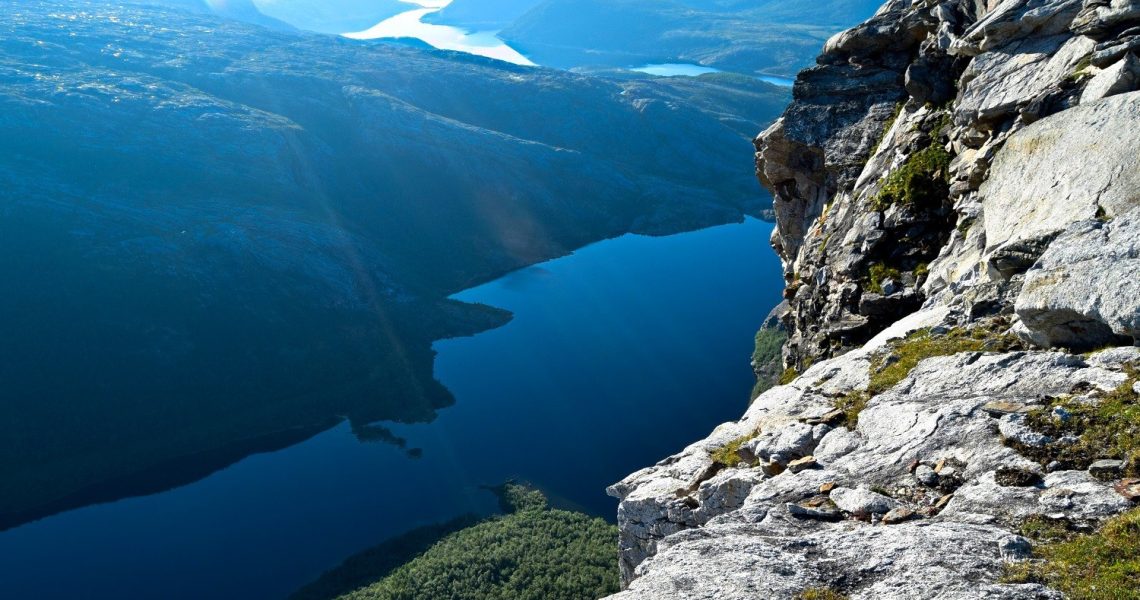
[981,91,1140,256]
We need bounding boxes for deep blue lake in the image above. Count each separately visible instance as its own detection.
[0,217,783,600]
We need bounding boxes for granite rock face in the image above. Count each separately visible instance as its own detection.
[1016,207,1140,347]
[609,0,1140,596]
[753,0,1140,370]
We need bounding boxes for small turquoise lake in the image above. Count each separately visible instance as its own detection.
[0,217,783,599]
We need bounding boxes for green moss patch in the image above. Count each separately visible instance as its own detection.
[868,324,1023,396]
[1066,55,1094,83]
[795,588,848,600]
[1012,364,1140,476]
[833,391,870,429]
[1005,509,1140,599]
[865,263,903,294]
[871,144,952,211]
[711,431,759,468]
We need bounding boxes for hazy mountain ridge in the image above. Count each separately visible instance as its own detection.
[496,0,884,75]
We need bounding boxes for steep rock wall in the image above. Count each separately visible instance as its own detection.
[607,0,1140,596]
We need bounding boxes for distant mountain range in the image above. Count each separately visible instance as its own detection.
[0,0,787,529]
[425,0,538,30]
[149,0,885,77]
[438,0,886,75]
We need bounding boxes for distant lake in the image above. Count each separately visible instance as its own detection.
[632,63,722,77]
[0,218,783,599]
[757,74,796,87]
[344,0,534,66]
[633,63,795,87]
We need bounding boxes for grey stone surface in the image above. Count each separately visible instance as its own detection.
[981,92,1140,259]
[1080,52,1140,103]
[1016,208,1140,347]
[831,485,900,516]
[1072,0,1140,38]
[610,521,1062,600]
[956,34,1093,124]
[954,0,1084,55]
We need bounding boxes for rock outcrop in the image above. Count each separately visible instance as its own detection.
[608,0,1140,597]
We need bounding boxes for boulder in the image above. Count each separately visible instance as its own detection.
[831,485,900,516]
[1016,208,1140,348]
[998,535,1034,561]
[881,506,917,524]
[744,422,819,465]
[1072,0,1140,38]
[999,413,1054,447]
[1080,52,1140,103]
[1089,459,1127,479]
[954,0,1085,55]
[916,464,940,486]
[1091,32,1140,65]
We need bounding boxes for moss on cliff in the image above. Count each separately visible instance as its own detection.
[868,323,1023,396]
[711,431,760,468]
[795,588,848,600]
[833,391,870,428]
[865,263,903,294]
[871,144,951,211]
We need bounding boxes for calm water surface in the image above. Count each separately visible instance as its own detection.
[0,218,782,599]
[632,63,795,87]
[344,0,534,65]
[632,63,722,77]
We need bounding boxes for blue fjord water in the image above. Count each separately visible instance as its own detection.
[0,217,783,600]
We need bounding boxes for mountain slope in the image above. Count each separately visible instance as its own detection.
[499,0,883,75]
[608,0,1140,596]
[0,0,787,530]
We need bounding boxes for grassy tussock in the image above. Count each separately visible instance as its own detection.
[868,324,1023,396]
[1004,509,1140,599]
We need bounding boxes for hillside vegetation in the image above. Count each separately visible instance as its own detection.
[296,485,620,600]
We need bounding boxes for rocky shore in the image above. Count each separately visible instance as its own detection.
[606,0,1140,597]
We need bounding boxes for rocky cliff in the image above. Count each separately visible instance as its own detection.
[607,0,1140,597]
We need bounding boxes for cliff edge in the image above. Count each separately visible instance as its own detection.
[607,0,1140,597]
